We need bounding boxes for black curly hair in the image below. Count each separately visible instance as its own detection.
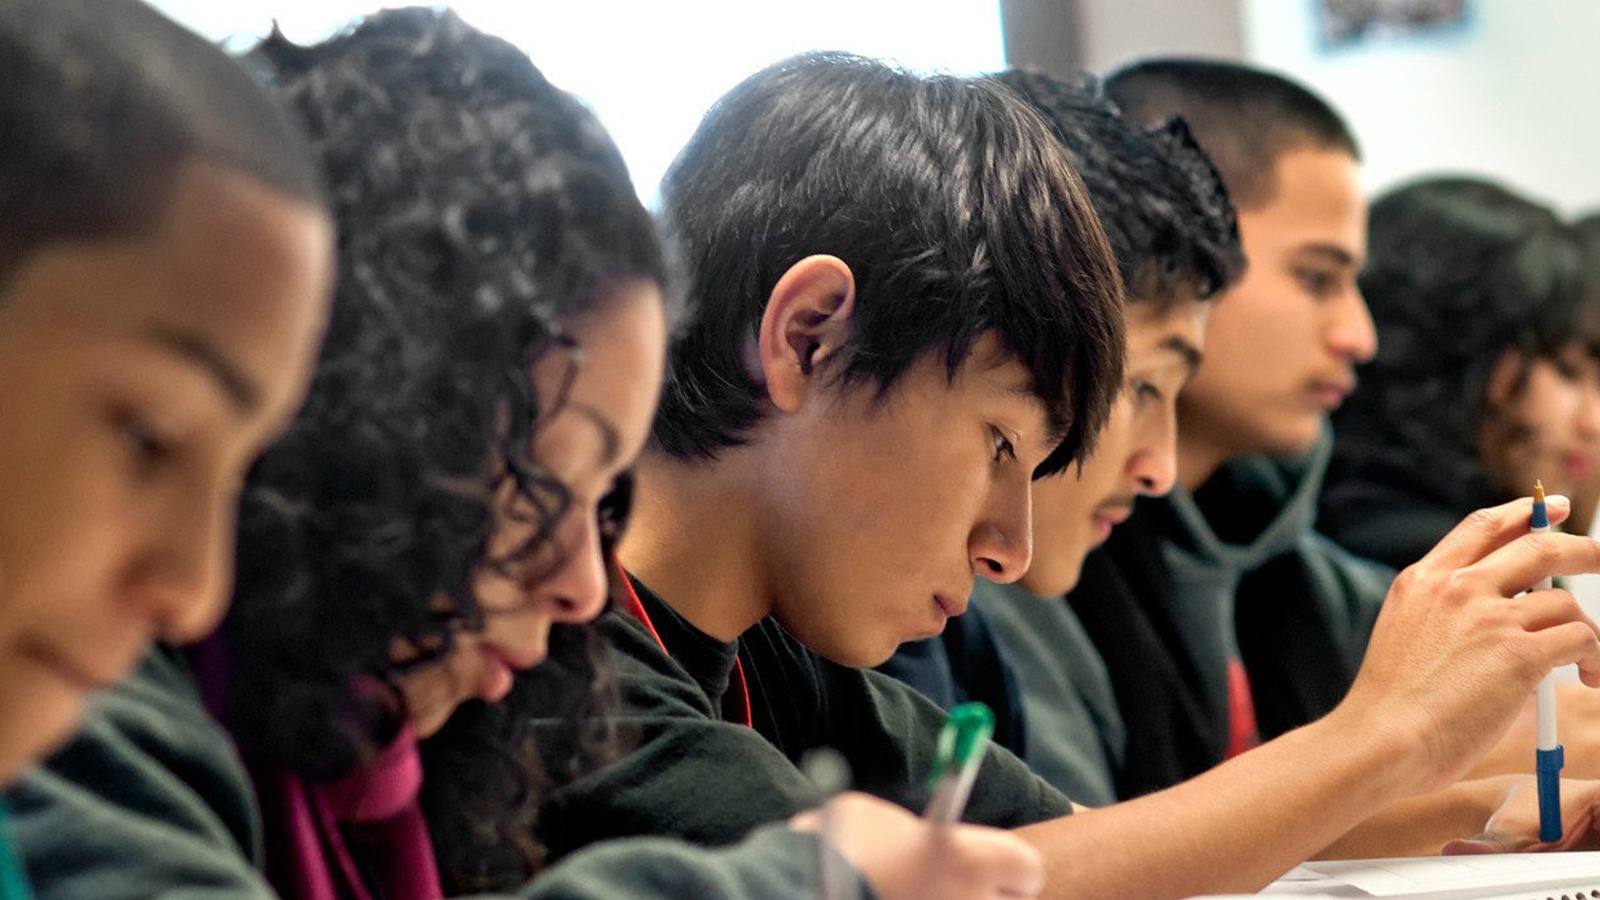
[1325,176,1597,524]
[992,69,1244,310]
[222,7,664,891]
[0,0,323,287]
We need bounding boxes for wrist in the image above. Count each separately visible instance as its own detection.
[1315,698,1439,798]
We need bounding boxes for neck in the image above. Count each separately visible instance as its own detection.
[618,448,774,643]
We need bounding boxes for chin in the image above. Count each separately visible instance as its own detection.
[1261,423,1324,460]
[814,635,900,669]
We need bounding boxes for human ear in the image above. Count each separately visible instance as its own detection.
[756,254,856,412]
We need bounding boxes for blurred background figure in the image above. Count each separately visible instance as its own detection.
[1321,176,1600,571]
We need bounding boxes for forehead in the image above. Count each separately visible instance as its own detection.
[1241,146,1367,264]
[957,333,1053,414]
[1125,294,1210,363]
[0,163,331,418]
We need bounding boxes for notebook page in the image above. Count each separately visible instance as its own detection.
[1185,854,1600,899]
[1306,853,1600,897]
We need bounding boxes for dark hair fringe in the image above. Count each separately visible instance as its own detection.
[650,52,1125,478]
[221,6,663,885]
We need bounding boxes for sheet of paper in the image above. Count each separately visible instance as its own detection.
[1304,853,1600,897]
[1185,853,1600,899]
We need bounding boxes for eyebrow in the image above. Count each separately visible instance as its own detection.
[1295,242,1361,270]
[146,325,261,416]
[569,401,622,468]
[1161,335,1205,377]
[999,376,1069,449]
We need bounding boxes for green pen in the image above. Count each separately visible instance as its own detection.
[923,702,995,824]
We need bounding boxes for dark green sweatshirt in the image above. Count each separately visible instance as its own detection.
[5,646,875,900]
[533,579,1073,862]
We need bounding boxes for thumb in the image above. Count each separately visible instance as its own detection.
[1442,833,1536,855]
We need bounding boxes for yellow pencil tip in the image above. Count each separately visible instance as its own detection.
[1534,479,1546,503]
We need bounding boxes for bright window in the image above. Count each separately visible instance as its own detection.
[149,1,1006,203]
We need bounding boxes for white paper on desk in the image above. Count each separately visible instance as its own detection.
[1305,853,1600,896]
[1185,854,1600,899]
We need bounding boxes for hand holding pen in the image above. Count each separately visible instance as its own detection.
[791,704,1043,900]
[1532,480,1566,842]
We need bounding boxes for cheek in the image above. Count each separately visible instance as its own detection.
[0,432,128,612]
[1520,377,1580,436]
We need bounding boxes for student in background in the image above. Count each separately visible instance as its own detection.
[530,51,1600,900]
[9,11,1043,900]
[1040,58,1395,799]
[0,0,332,888]
[878,68,1243,807]
[1563,212,1600,622]
[877,67,1598,852]
[1321,177,1600,572]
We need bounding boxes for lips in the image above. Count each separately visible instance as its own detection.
[1566,451,1593,480]
[934,593,969,619]
[1310,378,1355,410]
[1090,502,1134,545]
[474,642,546,703]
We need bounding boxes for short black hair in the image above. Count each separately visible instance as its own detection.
[224,7,664,889]
[653,52,1125,477]
[1328,176,1593,513]
[0,0,323,285]
[1106,57,1359,210]
[993,68,1243,309]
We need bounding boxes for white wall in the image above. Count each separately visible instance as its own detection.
[149,0,1007,205]
[1240,0,1600,215]
[1076,0,1243,71]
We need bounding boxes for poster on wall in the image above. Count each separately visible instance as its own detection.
[1316,0,1473,52]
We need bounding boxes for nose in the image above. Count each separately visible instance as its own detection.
[135,480,235,644]
[1127,407,1179,497]
[969,476,1033,584]
[533,508,610,625]
[1326,287,1378,365]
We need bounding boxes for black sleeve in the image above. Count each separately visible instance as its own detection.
[532,610,828,861]
[533,610,1070,865]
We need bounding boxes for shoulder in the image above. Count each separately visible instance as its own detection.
[6,645,274,899]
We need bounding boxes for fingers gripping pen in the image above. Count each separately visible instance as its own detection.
[1532,480,1564,843]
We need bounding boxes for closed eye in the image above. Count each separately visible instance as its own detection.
[1130,378,1163,403]
[113,409,180,479]
[991,427,1018,464]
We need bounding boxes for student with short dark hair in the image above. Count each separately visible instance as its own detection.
[535,47,1120,853]
[1056,57,1394,799]
[0,0,334,889]
[878,67,1243,806]
[1321,177,1600,571]
[531,51,1600,900]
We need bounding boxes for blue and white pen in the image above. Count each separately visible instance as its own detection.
[1532,479,1564,843]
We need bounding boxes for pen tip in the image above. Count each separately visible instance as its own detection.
[1534,479,1546,503]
